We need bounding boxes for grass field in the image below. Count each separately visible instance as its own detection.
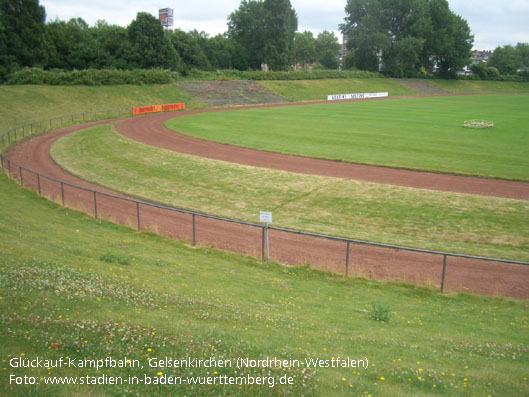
[50,126,529,261]
[166,95,529,181]
[1,173,528,396]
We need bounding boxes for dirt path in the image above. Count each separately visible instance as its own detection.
[115,107,529,200]
[4,100,529,299]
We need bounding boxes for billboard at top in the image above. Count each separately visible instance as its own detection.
[159,8,174,28]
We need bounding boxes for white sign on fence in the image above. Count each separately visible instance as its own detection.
[260,211,273,223]
[327,92,389,101]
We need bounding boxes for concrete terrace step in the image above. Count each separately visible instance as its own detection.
[179,80,286,107]
[394,78,449,96]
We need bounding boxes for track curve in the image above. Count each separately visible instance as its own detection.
[116,107,529,201]
[4,102,529,299]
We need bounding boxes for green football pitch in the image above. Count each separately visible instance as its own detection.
[166,95,529,181]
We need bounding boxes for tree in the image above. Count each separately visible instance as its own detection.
[470,63,500,80]
[0,0,46,68]
[319,49,339,69]
[202,34,245,70]
[127,12,180,71]
[340,0,473,77]
[315,30,340,69]
[167,29,210,72]
[294,31,315,68]
[45,18,108,70]
[263,0,298,70]
[489,45,523,75]
[227,0,266,69]
[426,0,473,77]
[92,20,131,69]
[516,43,529,67]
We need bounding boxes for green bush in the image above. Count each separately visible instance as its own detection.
[5,68,180,85]
[183,68,381,81]
[370,302,391,322]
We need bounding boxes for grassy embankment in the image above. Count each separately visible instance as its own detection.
[51,126,529,262]
[0,84,204,136]
[431,79,529,94]
[259,78,416,101]
[1,173,528,396]
[260,78,529,101]
[166,95,529,181]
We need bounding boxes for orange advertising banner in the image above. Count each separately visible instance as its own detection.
[163,103,186,112]
[133,103,185,116]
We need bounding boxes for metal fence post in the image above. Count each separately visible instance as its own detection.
[192,214,196,246]
[7,159,11,178]
[19,166,23,186]
[0,154,3,173]
[61,182,65,205]
[37,173,41,195]
[265,223,270,262]
[441,255,447,292]
[262,226,265,261]
[345,241,351,276]
[93,191,98,219]
[136,202,141,231]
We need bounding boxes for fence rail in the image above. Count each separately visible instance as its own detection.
[1,108,529,297]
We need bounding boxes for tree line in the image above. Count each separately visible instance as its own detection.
[473,43,529,78]
[1,0,527,84]
[0,0,343,82]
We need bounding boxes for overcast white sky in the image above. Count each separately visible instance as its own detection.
[40,0,529,50]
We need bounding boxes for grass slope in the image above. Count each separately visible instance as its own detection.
[51,126,529,261]
[0,84,204,134]
[259,78,417,101]
[432,80,529,94]
[166,95,529,181]
[1,174,528,396]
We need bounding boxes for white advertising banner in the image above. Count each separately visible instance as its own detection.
[327,92,389,101]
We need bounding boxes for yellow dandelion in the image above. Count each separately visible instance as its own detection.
[342,378,346,382]
[147,348,152,352]
[214,371,218,375]
[380,377,385,381]
[157,372,163,376]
